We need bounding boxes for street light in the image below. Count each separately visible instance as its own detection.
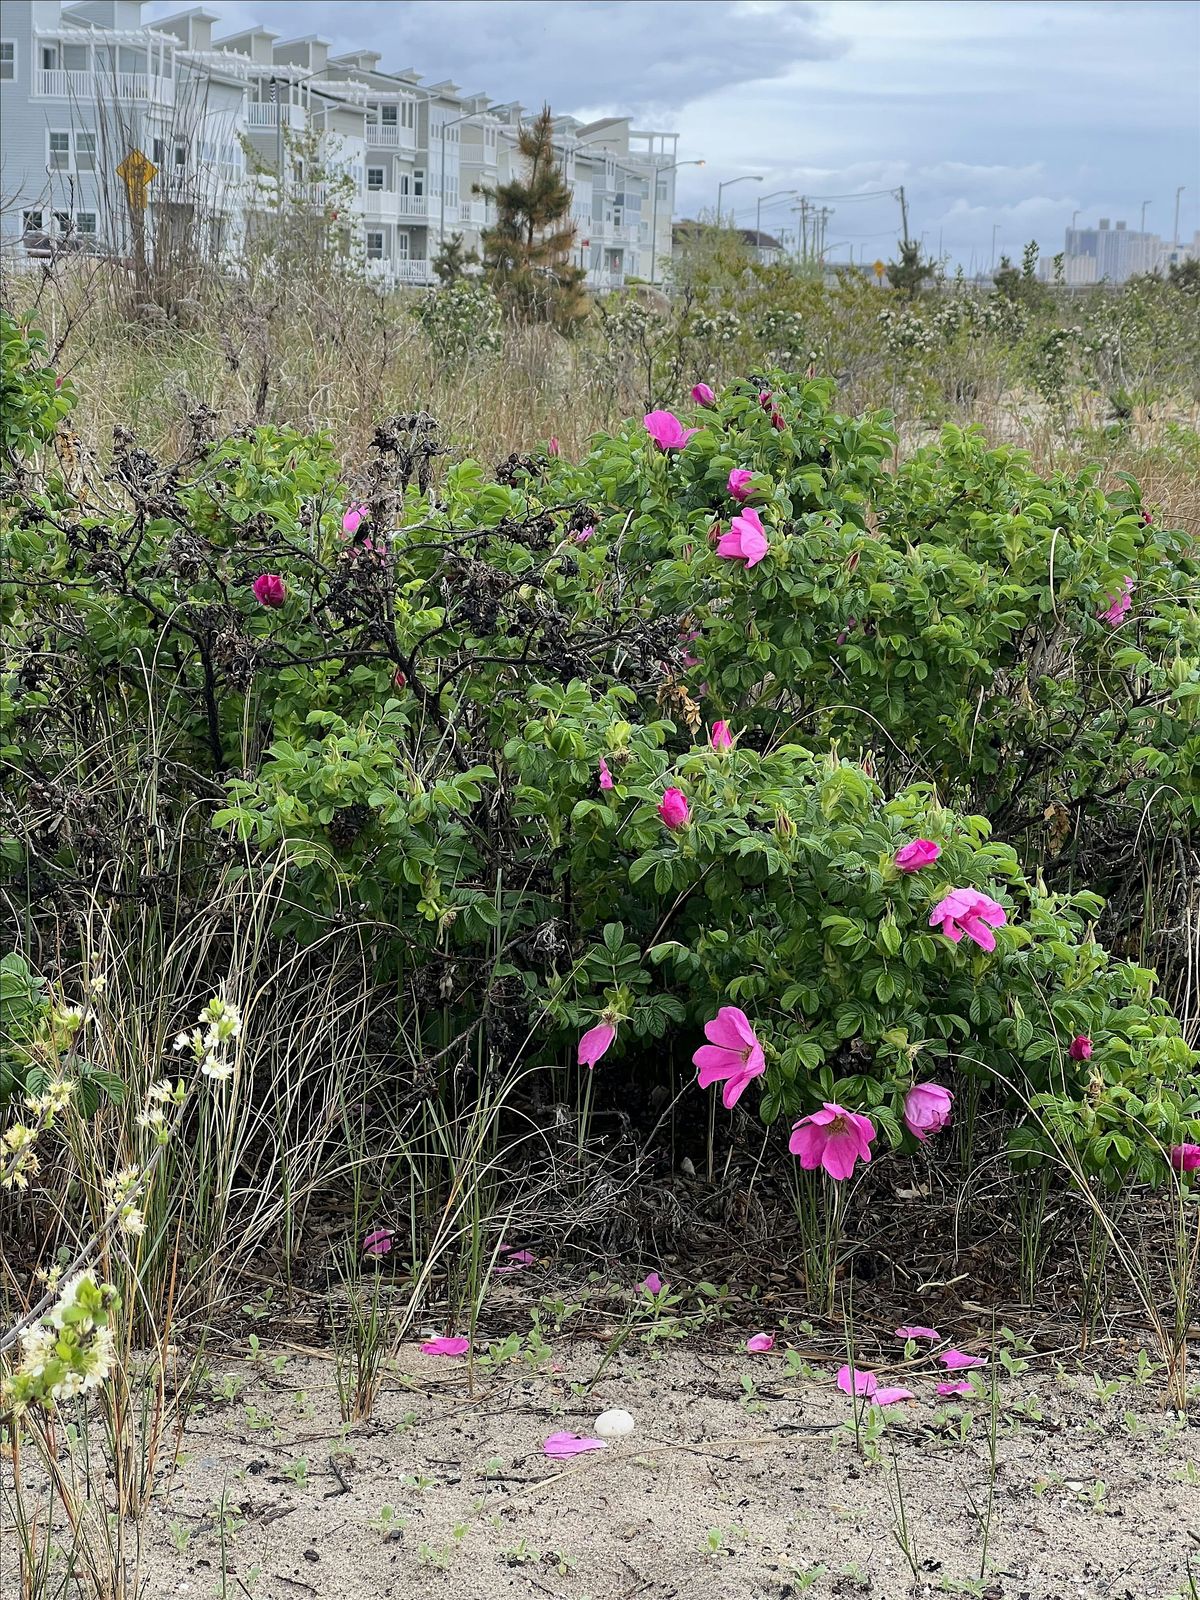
[649,157,704,285]
[1140,199,1150,233]
[1174,184,1185,246]
[438,108,478,255]
[716,173,762,224]
[754,187,797,251]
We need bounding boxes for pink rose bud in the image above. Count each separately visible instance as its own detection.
[903,1082,953,1141]
[658,786,690,829]
[894,839,941,872]
[709,720,733,751]
[342,504,367,536]
[393,669,407,690]
[1170,1144,1200,1173]
[758,390,773,410]
[691,382,716,406]
[771,410,785,431]
[547,436,561,456]
[252,574,287,607]
[1068,1035,1093,1062]
[598,757,614,791]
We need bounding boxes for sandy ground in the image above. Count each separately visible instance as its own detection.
[14,1329,1194,1600]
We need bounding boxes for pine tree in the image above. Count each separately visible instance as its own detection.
[476,106,587,326]
[886,238,935,300]
[432,231,477,285]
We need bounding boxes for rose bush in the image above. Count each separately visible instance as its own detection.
[4,333,1197,1184]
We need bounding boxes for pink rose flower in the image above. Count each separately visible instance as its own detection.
[789,1103,875,1180]
[693,1006,766,1110]
[659,787,690,829]
[1170,1143,1200,1173]
[1068,1035,1092,1061]
[251,574,287,607]
[1098,576,1133,627]
[727,468,754,503]
[640,1271,664,1295]
[342,504,368,536]
[929,889,1007,952]
[598,757,614,791]
[903,1083,953,1141]
[644,410,699,451]
[691,382,716,406]
[894,839,941,872]
[578,1023,616,1069]
[717,506,769,568]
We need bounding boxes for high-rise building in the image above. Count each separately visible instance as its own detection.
[0,0,681,288]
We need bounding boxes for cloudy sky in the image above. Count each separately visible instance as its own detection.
[148,0,1200,270]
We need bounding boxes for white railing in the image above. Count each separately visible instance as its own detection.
[396,194,433,219]
[366,123,400,146]
[367,258,434,286]
[363,188,399,216]
[34,68,174,104]
[246,102,305,130]
[459,200,489,227]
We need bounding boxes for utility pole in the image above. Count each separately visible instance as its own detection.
[798,198,809,261]
[1174,184,1185,245]
[897,184,909,246]
[1140,199,1150,233]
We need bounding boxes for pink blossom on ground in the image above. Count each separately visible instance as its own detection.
[717,506,769,568]
[691,382,716,406]
[727,468,754,502]
[710,720,733,751]
[578,1023,616,1069]
[598,757,614,791]
[789,1103,875,1180]
[1099,576,1134,627]
[929,889,1007,952]
[693,1006,767,1110]
[659,787,690,829]
[342,505,368,536]
[903,1083,954,1141]
[1170,1144,1200,1173]
[895,839,941,872]
[895,1326,940,1341]
[543,1432,607,1459]
[1068,1035,1093,1061]
[640,1272,664,1295]
[493,1250,535,1274]
[252,573,287,607]
[643,410,699,451]
[939,1349,987,1370]
[745,1333,775,1353]
[420,1336,471,1357]
[362,1227,393,1256]
[937,1380,974,1397]
[835,1366,913,1405]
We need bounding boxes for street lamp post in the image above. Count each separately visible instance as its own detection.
[754,187,797,255]
[716,173,762,224]
[649,157,704,286]
[1174,185,1185,246]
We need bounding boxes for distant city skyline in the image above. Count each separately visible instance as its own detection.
[144,0,1200,271]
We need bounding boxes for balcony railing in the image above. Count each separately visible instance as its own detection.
[366,257,434,287]
[34,68,174,104]
[246,103,306,130]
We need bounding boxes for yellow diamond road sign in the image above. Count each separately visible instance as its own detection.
[873,258,886,280]
[117,148,158,209]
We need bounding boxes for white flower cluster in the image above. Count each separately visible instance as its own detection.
[2,1272,118,1413]
[172,995,242,1082]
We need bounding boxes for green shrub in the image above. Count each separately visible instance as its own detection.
[4,359,1196,1182]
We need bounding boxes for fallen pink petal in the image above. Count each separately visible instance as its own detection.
[895,1326,940,1341]
[937,1380,975,1397]
[836,1364,877,1397]
[939,1349,987,1370]
[494,1250,535,1274]
[745,1333,775,1354]
[420,1337,471,1357]
[362,1227,394,1257]
[640,1271,663,1295]
[543,1431,608,1459]
[873,1385,916,1406]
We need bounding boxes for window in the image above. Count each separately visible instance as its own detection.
[367,167,384,190]
[49,131,70,169]
[173,141,186,169]
[381,104,397,126]
[413,168,424,197]
[152,138,165,165]
[365,230,384,260]
[0,41,15,81]
[53,210,71,234]
[445,176,458,206]
[76,211,97,235]
[400,100,414,129]
[41,45,59,71]
[22,209,44,234]
[75,130,95,170]
[396,231,409,260]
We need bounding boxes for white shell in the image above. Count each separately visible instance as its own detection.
[593,1407,635,1439]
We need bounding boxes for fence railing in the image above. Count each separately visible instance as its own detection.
[34,68,174,104]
